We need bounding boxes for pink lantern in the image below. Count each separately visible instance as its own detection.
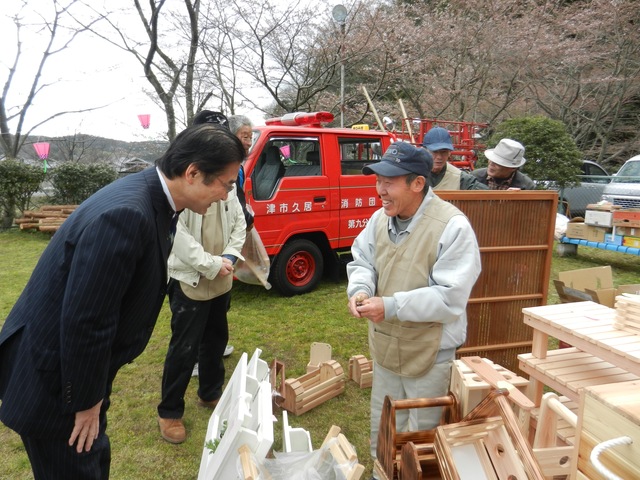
[33,142,50,159]
[138,114,151,129]
[279,145,290,158]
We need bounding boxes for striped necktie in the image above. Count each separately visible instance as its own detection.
[169,212,179,247]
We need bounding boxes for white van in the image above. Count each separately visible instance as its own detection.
[601,154,640,208]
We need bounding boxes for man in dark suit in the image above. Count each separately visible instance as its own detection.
[0,123,245,479]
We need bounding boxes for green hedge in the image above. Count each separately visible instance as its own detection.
[50,162,117,205]
[0,160,46,228]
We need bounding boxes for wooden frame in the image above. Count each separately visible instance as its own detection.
[438,191,558,375]
[531,392,577,479]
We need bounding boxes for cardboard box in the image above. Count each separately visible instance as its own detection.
[623,235,640,248]
[556,266,640,307]
[613,209,640,228]
[558,266,615,307]
[565,222,587,239]
[585,209,613,227]
[614,225,640,236]
[604,233,624,245]
[564,222,609,242]
[585,202,621,212]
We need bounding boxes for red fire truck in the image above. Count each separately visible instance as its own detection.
[242,112,486,296]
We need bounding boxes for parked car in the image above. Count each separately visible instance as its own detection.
[601,154,640,209]
[558,160,611,218]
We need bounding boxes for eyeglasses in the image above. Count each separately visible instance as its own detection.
[215,176,235,192]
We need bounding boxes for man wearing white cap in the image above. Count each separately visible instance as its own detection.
[471,138,536,190]
[422,127,488,190]
[346,141,481,478]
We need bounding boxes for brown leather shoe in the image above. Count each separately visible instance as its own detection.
[158,417,186,444]
[197,397,219,409]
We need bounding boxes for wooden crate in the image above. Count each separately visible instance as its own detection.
[433,394,545,480]
[573,380,640,479]
[435,417,529,480]
[349,354,373,389]
[282,360,345,416]
[374,394,460,480]
[613,294,640,334]
[306,342,332,373]
[450,358,529,416]
[321,426,366,480]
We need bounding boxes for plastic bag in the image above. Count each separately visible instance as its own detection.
[235,226,272,289]
[555,212,570,241]
[236,438,355,480]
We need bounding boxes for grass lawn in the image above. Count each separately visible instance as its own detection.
[1,228,640,479]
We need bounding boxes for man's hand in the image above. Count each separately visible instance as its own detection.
[217,258,234,277]
[69,399,103,453]
[349,293,385,323]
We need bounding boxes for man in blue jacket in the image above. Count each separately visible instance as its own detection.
[0,124,245,479]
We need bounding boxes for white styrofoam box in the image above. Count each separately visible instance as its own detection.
[584,209,613,227]
[197,349,274,480]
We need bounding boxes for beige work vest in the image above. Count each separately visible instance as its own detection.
[180,204,232,301]
[433,163,462,190]
[370,195,461,377]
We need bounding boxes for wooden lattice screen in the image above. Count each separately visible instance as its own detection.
[437,191,558,374]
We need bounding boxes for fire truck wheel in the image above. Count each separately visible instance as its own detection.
[271,239,323,296]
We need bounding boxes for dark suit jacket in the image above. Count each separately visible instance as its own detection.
[0,167,173,438]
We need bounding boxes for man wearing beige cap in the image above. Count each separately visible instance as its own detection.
[346,141,481,479]
[471,138,536,190]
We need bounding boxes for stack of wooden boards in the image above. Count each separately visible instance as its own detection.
[15,204,77,233]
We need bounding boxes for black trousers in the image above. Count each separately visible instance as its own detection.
[157,279,230,419]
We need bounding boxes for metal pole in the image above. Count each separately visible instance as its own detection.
[340,23,345,128]
[332,5,348,128]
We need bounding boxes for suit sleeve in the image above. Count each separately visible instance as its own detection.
[60,207,152,413]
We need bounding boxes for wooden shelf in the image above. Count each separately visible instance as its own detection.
[519,347,639,403]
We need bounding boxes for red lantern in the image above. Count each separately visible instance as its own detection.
[138,114,151,129]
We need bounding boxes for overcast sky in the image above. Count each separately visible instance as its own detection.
[1,0,266,143]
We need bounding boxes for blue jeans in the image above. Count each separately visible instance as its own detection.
[157,279,230,419]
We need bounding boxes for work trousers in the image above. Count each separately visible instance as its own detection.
[157,279,230,419]
[369,361,452,477]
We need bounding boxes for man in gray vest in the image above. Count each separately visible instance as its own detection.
[422,126,487,190]
[346,141,481,478]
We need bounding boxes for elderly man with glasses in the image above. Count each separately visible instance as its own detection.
[156,112,247,444]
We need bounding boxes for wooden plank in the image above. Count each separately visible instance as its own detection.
[460,356,535,411]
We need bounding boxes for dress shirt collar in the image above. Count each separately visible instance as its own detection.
[156,167,178,213]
